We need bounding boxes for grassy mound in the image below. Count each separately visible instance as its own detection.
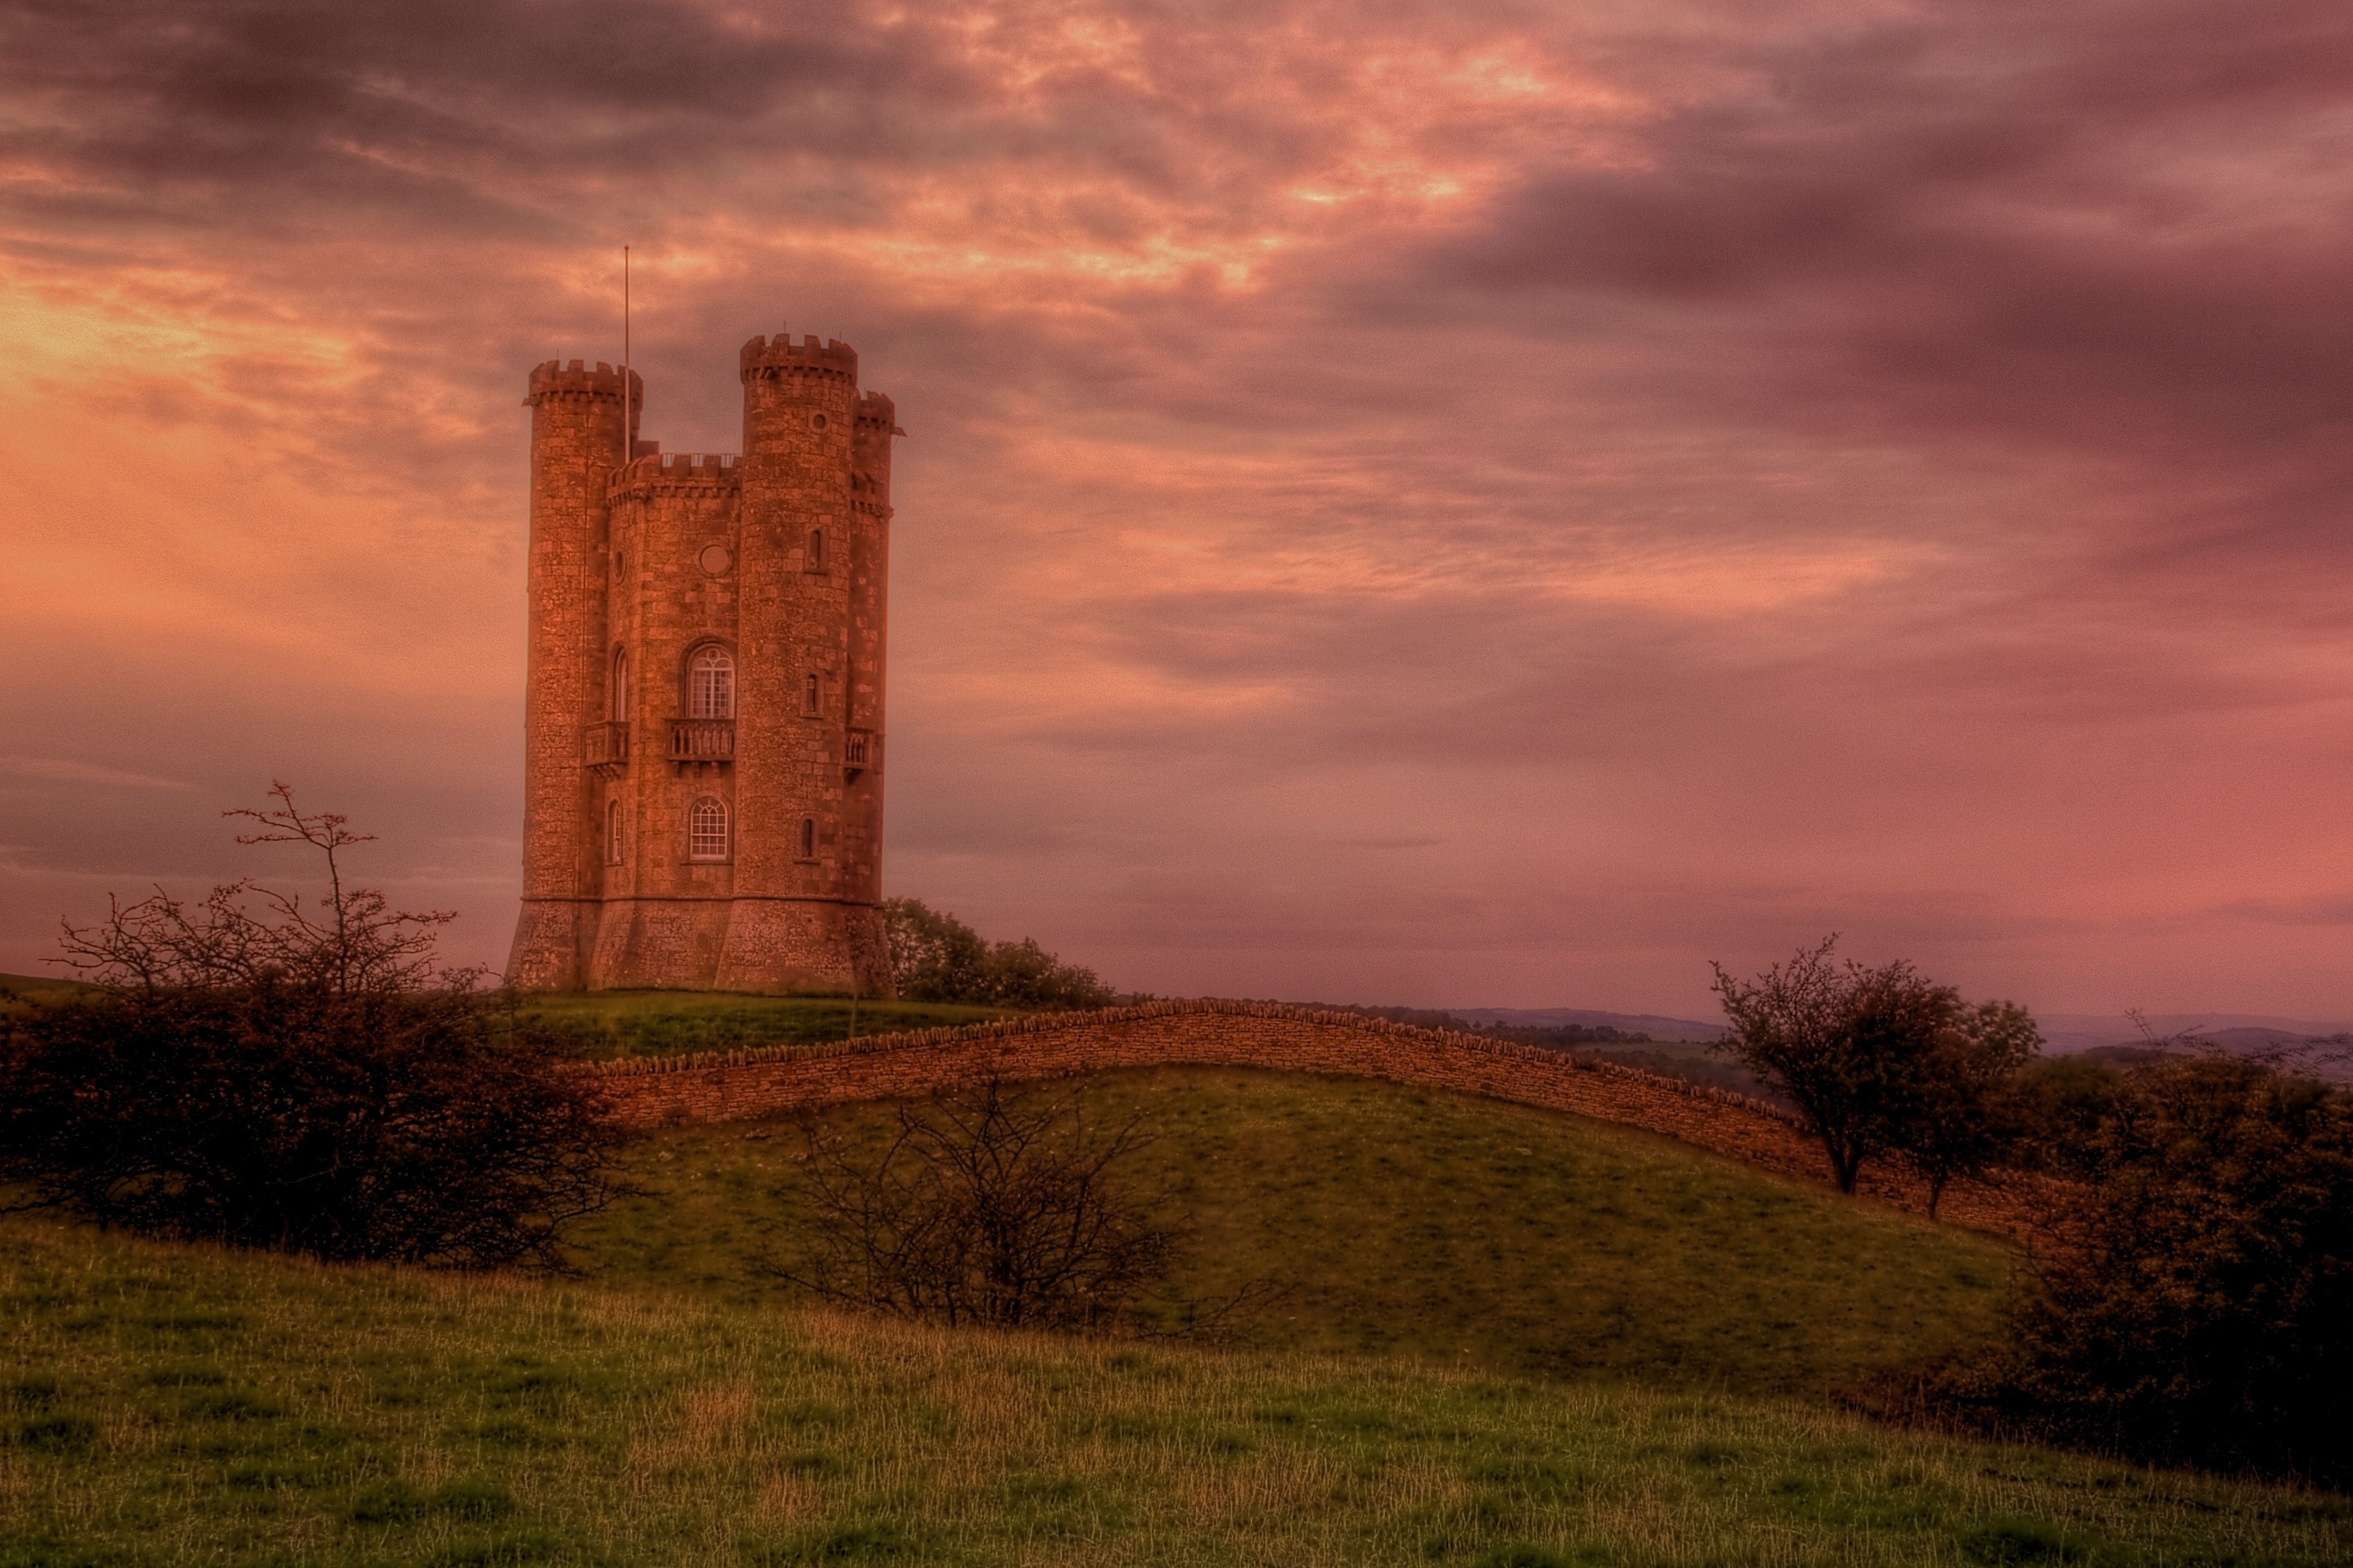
[519,989,1011,1060]
[578,1068,2011,1396]
[0,972,94,1010]
[2,1214,2345,1567]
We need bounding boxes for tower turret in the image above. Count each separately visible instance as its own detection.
[713,332,889,992]
[509,360,639,990]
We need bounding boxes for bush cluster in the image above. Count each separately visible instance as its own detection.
[1716,937,2351,1483]
[0,983,621,1268]
[0,785,625,1270]
[1984,1054,2352,1483]
[881,897,1115,1008]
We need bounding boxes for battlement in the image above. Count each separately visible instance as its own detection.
[854,389,906,435]
[739,330,858,381]
[525,358,642,404]
[607,451,742,497]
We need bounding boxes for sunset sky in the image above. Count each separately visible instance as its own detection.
[3,0,2350,1020]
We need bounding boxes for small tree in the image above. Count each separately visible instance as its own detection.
[773,1075,1176,1330]
[1892,1000,2041,1216]
[0,784,626,1269]
[1711,937,2036,1200]
[1710,938,1910,1192]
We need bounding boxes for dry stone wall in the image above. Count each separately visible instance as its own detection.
[587,998,2038,1238]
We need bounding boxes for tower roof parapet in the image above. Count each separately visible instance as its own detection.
[854,389,907,435]
[739,331,858,383]
[525,358,641,405]
[607,451,742,499]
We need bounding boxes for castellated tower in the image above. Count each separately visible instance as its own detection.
[504,331,899,994]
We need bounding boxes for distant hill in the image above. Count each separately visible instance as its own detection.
[1443,1006,1727,1043]
[2041,1010,2353,1052]
[2042,1012,2353,1082]
[0,970,93,997]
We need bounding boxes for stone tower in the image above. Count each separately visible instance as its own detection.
[504,330,898,994]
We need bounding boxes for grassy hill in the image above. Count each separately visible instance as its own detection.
[520,989,1012,1060]
[0,971,93,1007]
[3,1052,2345,1564]
[577,1069,2010,1396]
[3,1208,2343,1567]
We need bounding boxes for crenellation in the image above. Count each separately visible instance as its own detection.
[608,450,745,498]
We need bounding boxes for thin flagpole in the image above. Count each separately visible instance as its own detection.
[622,245,631,465]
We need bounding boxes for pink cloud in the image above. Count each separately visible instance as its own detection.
[3,0,2350,1020]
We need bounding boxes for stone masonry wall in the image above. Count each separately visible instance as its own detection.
[587,998,2041,1238]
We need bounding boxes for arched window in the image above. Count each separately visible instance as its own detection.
[687,645,734,720]
[802,672,822,716]
[689,797,730,861]
[806,527,827,573]
[606,799,624,865]
[609,647,629,722]
[799,817,816,859]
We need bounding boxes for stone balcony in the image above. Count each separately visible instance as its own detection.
[583,720,629,774]
[844,728,881,777]
[670,718,736,764]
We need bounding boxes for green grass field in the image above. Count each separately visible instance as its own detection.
[3,1208,2344,1567]
[576,1069,2012,1396]
[4,1053,2345,1565]
[518,990,1012,1060]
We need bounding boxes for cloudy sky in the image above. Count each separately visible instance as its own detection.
[3,0,2350,1019]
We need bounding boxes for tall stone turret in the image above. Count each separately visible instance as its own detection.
[504,330,898,995]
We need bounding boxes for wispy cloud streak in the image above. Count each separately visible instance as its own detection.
[2,0,2348,1015]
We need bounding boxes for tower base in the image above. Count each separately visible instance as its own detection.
[504,895,893,996]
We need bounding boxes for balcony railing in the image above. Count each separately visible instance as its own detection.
[844,729,881,776]
[670,718,736,763]
[583,720,629,772]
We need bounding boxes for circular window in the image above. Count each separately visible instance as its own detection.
[810,412,830,431]
[697,543,732,577]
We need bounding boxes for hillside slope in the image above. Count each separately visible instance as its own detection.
[2,1212,2343,1567]
[580,1068,2012,1396]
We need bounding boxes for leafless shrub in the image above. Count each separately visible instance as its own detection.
[55,781,475,996]
[769,1075,1181,1332]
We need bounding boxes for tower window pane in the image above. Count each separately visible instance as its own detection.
[689,797,729,861]
[799,817,815,859]
[688,645,734,720]
[606,799,624,864]
[611,647,629,722]
[807,528,826,572]
[803,672,821,715]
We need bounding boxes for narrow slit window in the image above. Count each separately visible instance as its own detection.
[803,672,822,716]
[689,797,729,861]
[806,528,826,573]
[610,647,629,722]
[606,800,624,865]
[688,645,734,720]
[799,817,816,859]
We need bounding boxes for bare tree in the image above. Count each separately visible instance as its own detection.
[55,781,472,996]
[772,1075,1178,1331]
